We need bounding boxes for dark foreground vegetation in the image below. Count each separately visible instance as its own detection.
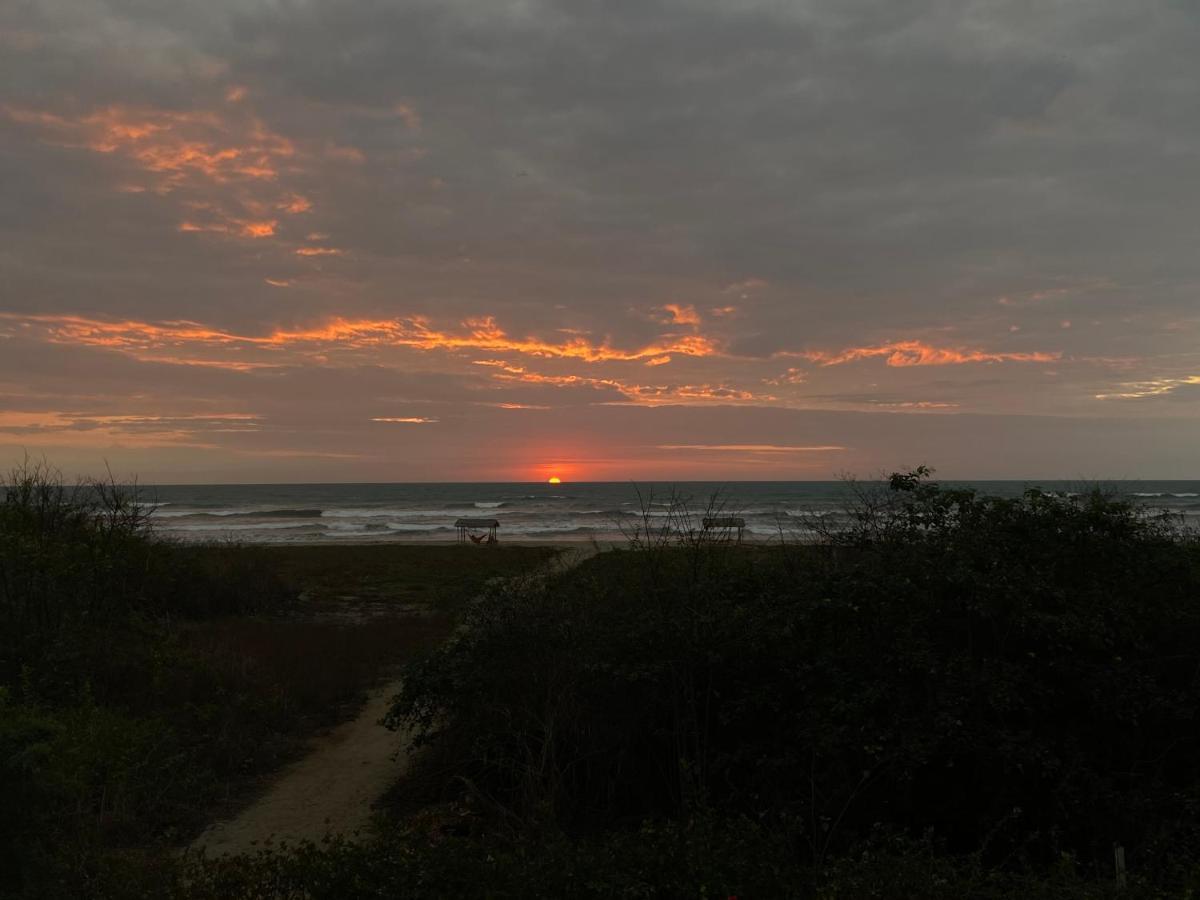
[0,461,555,898]
[4,462,1200,898]
[182,470,1200,899]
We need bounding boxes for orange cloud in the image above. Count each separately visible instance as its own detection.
[3,104,297,183]
[178,220,227,235]
[1095,375,1200,400]
[801,340,1058,367]
[3,100,351,253]
[278,193,312,214]
[239,219,278,237]
[621,383,763,404]
[491,367,766,405]
[178,217,276,238]
[763,367,806,385]
[371,416,438,424]
[492,368,619,390]
[659,303,701,326]
[0,312,721,366]
[295,247,344,257]
[406,316,718,363]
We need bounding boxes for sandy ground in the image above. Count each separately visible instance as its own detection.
[190,679,409,857]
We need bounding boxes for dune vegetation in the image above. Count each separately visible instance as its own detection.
[0,460,555,898]
[3,462,1199,898]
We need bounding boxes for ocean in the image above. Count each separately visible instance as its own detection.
[140,481,1200,544]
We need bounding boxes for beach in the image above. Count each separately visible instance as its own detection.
[141,480,1200,545]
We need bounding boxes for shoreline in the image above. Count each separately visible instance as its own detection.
[157,535,794,549]
[141,482,1199,552]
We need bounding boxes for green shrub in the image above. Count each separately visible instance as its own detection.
[387,473,1200,881]
[0,460,293,694]
[103,817,1200,899]
[0,462,305,895]
[146,814,801,900]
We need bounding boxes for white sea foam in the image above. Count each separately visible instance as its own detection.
[155,521,323,532]
[320,507,495,519]
[320,507,408,518]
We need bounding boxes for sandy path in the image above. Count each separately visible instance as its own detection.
[190,546,601,858]
[191,679,409,856]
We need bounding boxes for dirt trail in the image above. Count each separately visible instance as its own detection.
[190,544,602,857]
[191,679,410,856]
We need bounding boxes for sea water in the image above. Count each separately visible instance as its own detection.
[139,481,1200,544]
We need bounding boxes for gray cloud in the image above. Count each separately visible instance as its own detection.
[1,0,1198,478]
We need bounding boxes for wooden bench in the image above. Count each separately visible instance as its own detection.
[702,515,745,542]
[455,517,500,544]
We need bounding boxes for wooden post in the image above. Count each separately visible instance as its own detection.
[1114,843,1126,888]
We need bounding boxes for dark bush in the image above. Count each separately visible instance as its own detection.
[387,473,1200,880]
[0,460,293,694]
[163,815,799,900]
[126,817,1196,899]
[0,461,300,894]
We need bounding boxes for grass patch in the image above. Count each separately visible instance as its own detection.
[241,543,560,614]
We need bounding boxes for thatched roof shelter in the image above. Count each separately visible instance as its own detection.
[455,517,500,544]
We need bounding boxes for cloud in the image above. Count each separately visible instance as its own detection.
[3,102,296,184]
[179,218,277,238]
[657,444,845,453]
[3,0,1200,477]
[1095,375,1200,401]
[2,95,352,252]
[0,312,722,365]
[0,410,261,449]
[659,303,701,326]
[764,367,806,385]
[800,341,1060,367]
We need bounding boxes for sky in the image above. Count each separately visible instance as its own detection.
[1,0,1198,483]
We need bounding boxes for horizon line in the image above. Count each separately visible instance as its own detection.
[124,476,1198,488]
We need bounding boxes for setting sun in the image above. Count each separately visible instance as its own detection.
[547,476,561,484]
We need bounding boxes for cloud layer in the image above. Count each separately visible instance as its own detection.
[1,0,1197,480]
